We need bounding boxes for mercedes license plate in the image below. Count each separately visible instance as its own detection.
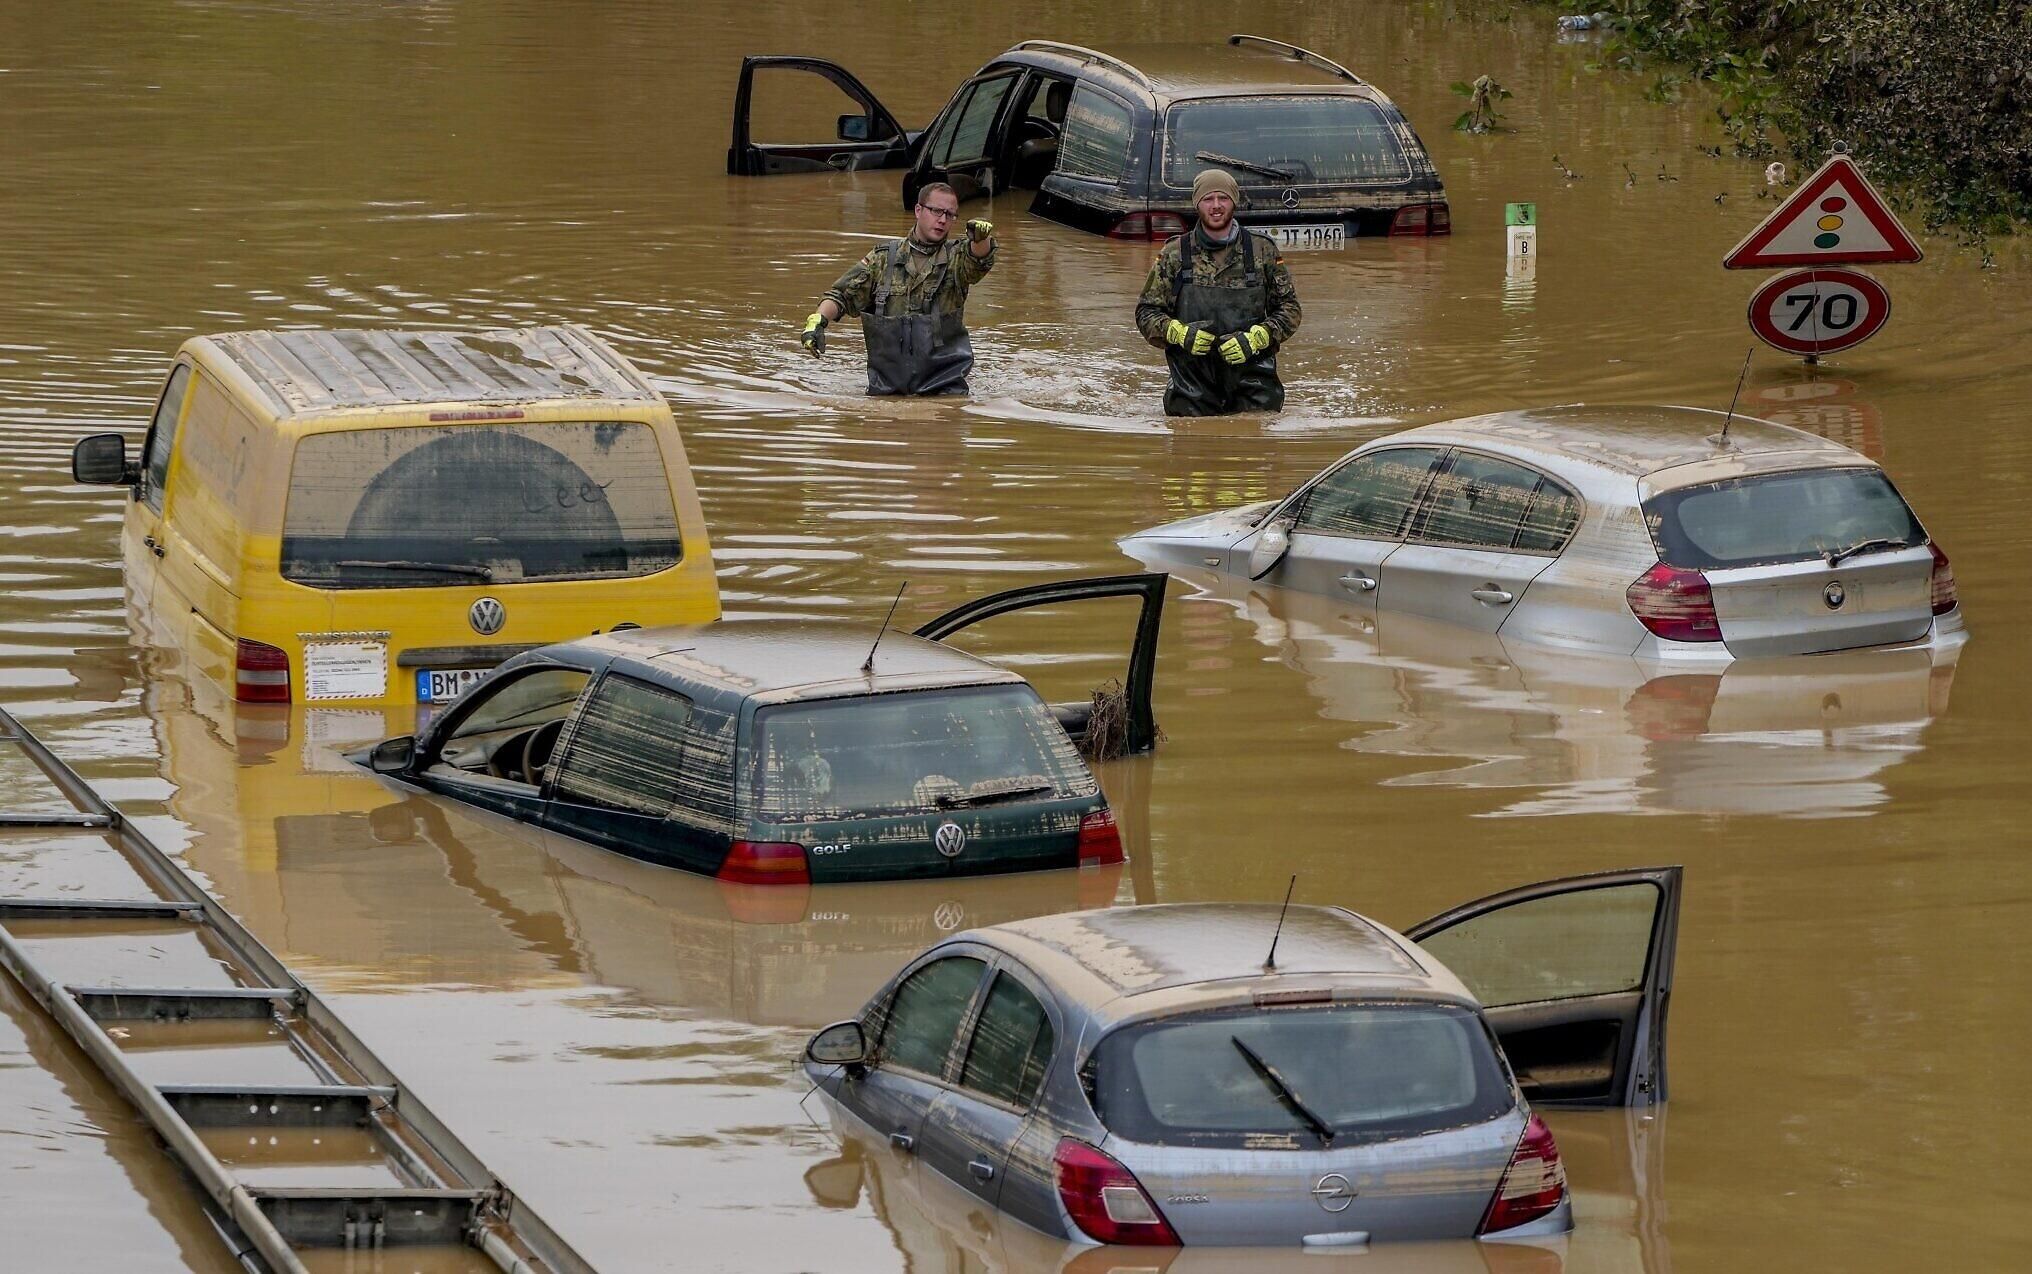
[417,668,487,703]
[1276,223,1345,251]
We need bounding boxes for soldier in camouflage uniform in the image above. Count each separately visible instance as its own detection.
[1134,169,1302,416]
[800,182,998,396]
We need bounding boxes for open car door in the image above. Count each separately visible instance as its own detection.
[914,573,1166,757]
[728,56,915,175]
[1405,866,1681,1108]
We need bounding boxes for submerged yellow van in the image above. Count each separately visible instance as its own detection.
[72,325,718,705]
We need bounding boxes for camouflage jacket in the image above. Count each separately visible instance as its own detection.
[824,235,995,321]
[1133,227,1302,349]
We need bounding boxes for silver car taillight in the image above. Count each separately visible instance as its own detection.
[1929,542,1958,616]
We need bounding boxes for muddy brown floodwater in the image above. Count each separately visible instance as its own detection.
[1,1,2028,1270]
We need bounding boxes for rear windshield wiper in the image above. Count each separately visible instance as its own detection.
[1194,150,1294,183]
[935,782,1054,809]
[1825,537,1913,567]
[1231,1035,1334,1147]
[333,559,495,581]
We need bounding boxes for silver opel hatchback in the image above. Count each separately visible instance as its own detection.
[1122,406,1963,661]
[804,867,1680,1248]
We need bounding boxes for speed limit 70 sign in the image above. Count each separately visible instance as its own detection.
[1747,267,1890,357]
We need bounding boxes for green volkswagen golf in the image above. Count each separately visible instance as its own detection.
[358,575,1164,885]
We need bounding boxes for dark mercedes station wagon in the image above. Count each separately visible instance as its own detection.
[359,575,1164,885]
[730,34,1449,242]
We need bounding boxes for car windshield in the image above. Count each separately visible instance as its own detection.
[1645,467,1925,570]
[1163,96,1411,188]
[1090,1002,1511,1148]
[281,421,682,589]
[752,684,1096,823]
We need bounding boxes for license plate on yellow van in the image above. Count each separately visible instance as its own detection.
[1275,224,1345,251]
[417,669,487,703]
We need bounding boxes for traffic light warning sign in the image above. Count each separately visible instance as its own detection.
[1723,153,1923,270]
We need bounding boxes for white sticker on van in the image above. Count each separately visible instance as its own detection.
[304,641,387,701]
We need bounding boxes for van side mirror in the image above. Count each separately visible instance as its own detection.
[368,736,416,774]
[836,113,872,142]
[806,1020,867,1066]
[73,434,138,486]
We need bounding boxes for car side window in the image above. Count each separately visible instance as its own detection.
[433,667,592,778]
[958,971,1055,1108]
[141,364,193,513]
[1056,84,1134,181]
[549,675,695,816]
[1513,478,1583,552]
[1416,881,1661,1009]
[1294,446,1444,539]
[940,73,1018,167]
[1413,452,1553,550]
[880,956,986,1078]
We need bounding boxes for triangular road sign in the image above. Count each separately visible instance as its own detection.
[1724,153,1923,269]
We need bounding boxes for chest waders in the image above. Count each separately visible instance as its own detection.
[1164,230,1284,417]
[861,239,974,397]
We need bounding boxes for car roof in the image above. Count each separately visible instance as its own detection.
[969,904,1466,1027]
[189,324,660,418]
[1387,404,1861,481]
[549,619,1025,703]
[1002,37,1383,103]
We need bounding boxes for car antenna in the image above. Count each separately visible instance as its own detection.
[862,580,909,676]
[1264,874,1297,971]
[1714,347,1753,448]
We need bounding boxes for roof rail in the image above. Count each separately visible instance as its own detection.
[1010,40,1154,90]
[1227,33,1364,85]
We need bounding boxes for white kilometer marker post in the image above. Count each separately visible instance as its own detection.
[1505,202,1537,260]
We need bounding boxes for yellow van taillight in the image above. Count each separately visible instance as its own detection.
[234,639,291,703]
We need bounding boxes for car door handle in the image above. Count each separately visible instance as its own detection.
[1338,572,1377,592]
[968,1158,995,1182]
[1471,586,1514,605]
[889,1132,915,1154]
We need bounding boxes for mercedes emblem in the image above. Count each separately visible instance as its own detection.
[1312,1172,1355,1213]
[1823,581,1846,610]
[468,596,506,636]
[1282,187,1301,209]
[933,821,967,858]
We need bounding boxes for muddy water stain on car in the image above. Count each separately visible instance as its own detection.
[0,0,2029,1271]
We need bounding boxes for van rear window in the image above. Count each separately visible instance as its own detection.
[280,422,681,589]
[1163,96,1411,188]
[1091,1002,1511,1148]
[1644,467,1924,571]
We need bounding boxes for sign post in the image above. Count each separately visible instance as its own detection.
[1724,148,1921,362]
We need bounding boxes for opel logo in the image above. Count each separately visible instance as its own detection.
[1823,581,1846,610]
[933,821,967,858]
[1312,1172,1355,1213]
[468,596,506,636]
[932,901,966,931]
[1282,187,1301,209]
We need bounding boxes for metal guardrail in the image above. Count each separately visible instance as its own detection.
[0,706,594,1273]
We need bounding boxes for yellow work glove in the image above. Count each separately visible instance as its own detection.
[966,218,994,243]
[800,311,828,357]
[1165,319,1217,356]
[1218,324,1272,365]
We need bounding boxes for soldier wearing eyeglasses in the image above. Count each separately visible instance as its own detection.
[800,183,998,396]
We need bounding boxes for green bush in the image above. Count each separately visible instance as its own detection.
[1563,1,2032,238]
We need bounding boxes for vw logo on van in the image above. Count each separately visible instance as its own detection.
[1312,1173,1356,1213]
[934,821,967,858]
[1823,581,1846,610]
[468,596,506,636]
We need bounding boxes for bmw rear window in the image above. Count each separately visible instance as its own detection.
[751,684,1098,824]
[1090,1002,1511,1148]
[1163,96,1411,188]
[1644,467,1924,570]
[281,421,682,590]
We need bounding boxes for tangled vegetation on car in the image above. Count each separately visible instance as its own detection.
[1557,0,2032,241]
